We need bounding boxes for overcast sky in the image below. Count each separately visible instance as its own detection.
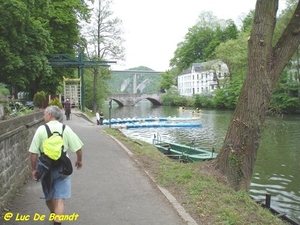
[110,0,284,72]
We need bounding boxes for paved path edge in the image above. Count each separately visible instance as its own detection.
[106,132,199,225]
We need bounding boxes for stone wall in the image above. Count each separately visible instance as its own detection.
[0,111,44,213]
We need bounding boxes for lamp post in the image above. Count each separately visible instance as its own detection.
[109,100,112,128]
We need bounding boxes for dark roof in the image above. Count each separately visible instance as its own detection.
[179,60,223,75]
[192,63,206,72]
[179,68,192,75]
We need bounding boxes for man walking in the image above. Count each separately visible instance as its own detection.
[96,110,100,125]
[99,110,104,125]
[64,99,71,120]
[29,106,83,225]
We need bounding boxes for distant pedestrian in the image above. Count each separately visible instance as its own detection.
[96,110,100,125]
[99,111,104,125]
[64,99,71,120]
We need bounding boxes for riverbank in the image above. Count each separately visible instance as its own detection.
[104,128,288,225]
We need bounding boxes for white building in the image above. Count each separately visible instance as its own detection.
[177,60,229,96]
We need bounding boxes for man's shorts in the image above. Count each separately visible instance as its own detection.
[41,168,71,201]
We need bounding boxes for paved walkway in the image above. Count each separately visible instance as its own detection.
[1,110,197,225]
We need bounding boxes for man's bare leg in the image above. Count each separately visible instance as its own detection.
[46,199,65,224]
[46,199,55,213]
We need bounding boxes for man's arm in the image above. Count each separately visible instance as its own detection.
[30,153,38,180]
[75,149,83,169]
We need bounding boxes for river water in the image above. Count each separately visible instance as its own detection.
[102,100,300,223]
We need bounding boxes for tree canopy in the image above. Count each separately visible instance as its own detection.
[0,0,91,98]
[170,11,238,72]
[167,2,300,114]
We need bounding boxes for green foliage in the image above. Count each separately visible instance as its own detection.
[269,70,300,114]
[167,6,300,115]
[194,7,300,114]
[214,32,249,81]
[0,0,91,99]
[193,94,214,108]
[240,10,254,32]
[84,68,110,111]
[274,1,296,44]
[48,97,63,109]
[170,11,238,71]
[211,77,243,109]
[33,91,46,108]
[48,0,90,53]
[0,0,52,95]
[0,83,10,96]
[160,70,175,92]
[161,89,194,106]
[83,72,94,109]
[3,101,33,119]
[40,0,91,96]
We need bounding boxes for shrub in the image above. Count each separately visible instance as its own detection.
[0,83,10,96]
[33,91,46,108]
[161,89,194,107]
[48,98,63,109]
[194,94,214,108]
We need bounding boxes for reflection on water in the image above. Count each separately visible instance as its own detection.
[103,100,300,223]
[250,116,300,223]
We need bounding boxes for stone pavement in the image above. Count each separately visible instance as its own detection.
[1,110,198,225]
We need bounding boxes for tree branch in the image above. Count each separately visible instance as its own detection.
[273,2,300,75]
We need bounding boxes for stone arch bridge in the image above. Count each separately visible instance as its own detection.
[108,93,162,106]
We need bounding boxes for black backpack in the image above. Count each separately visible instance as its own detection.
[36,124,73,181]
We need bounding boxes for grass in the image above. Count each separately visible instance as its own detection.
[104,127,288,225]
[83,108,94,118]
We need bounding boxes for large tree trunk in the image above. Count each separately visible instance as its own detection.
[214,0,300,191]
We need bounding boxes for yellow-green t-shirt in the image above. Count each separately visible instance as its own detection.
[29,120,83,155]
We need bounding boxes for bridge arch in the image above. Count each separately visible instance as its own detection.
[109,94,162,106]
[110,98,124,107]
[135,97,162,106]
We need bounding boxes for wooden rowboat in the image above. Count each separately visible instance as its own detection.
[153,137,217,162]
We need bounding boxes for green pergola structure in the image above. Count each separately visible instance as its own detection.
[46,52,116,111]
